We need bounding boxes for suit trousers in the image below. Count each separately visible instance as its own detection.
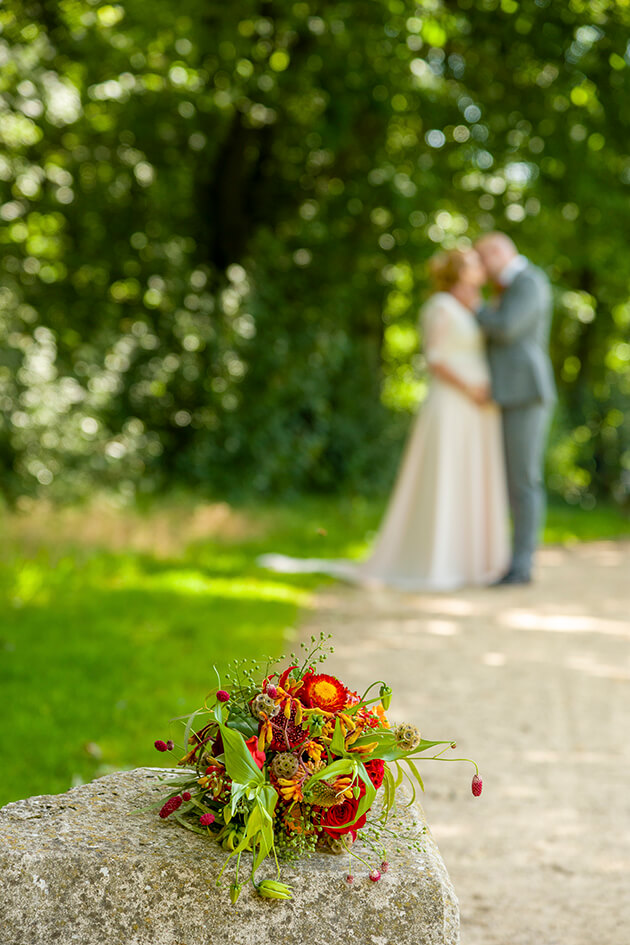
[501,402,551,578]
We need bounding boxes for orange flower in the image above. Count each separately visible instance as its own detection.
[302,673,348,714]
[375,703,391,729]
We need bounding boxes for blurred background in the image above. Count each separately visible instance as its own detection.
[1,0,629,805]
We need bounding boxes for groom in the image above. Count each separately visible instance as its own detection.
[475,233,556,586]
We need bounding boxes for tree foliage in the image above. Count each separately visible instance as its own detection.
[1,0,628,505]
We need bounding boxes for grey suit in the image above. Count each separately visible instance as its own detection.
[478,263,556,579]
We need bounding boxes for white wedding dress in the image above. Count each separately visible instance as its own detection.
[259,292,510,591]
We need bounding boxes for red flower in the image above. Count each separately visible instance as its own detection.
[246,735,266,769]
[301,673,348,713]
[364,759,385,790]
[200,812,215,826]
[318,796,367,841]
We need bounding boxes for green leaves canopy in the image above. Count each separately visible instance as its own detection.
[0,0,628,505]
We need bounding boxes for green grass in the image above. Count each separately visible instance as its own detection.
[1,494,627,807]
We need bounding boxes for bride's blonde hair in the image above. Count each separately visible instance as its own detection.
[428,249,470,291]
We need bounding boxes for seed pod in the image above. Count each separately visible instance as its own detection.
[307,779,345,807]
[250,692,279,720]
[271,752,299,780]
[394,723,421,751]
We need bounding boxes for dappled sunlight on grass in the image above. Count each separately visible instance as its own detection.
[128,569,312,605]
[1,493,628,808]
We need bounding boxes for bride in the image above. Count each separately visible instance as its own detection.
[259,247,509,591]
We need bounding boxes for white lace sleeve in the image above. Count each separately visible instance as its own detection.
[421,296,452,367]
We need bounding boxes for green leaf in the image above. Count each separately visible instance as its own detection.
[252,786,277,873]
[404,758,425,793]
[330,717,347,755]
[219,722,264,786]
[381,763,396,818]
[182,707,209,756]
[225,711,259,739]
[359,737,454,763]
[350,762,376,824]
[303,757,355,792]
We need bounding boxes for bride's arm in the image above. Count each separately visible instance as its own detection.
[423,300,490,405]
[429,361,490,405]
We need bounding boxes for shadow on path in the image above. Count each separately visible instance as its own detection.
[302,541,630,945]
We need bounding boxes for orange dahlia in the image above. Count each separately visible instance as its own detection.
[301,673,348,714]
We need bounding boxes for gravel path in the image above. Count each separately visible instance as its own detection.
[301,541,630,945]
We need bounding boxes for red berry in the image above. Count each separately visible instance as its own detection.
[154,740,168,752]
[369,869,381,882]
[200,812,215,826]
[346,874,354,884]
[182,791,191,801]
[381,861,389,873]
[472,774,483,797]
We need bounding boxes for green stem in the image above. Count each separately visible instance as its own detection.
[416,754,479,775]
[339,834,374,871]
[358,680,387,703]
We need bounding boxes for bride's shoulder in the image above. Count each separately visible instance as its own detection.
[420,292,455,319]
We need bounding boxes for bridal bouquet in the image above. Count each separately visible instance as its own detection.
[151,635,481,903]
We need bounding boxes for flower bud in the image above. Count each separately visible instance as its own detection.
[217,690,230,703]
[229,882,242,904]
[379,684,393,710]
[158,795,182,819]
[257,879,293,900]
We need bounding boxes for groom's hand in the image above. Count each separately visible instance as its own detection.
[467,383,491,406]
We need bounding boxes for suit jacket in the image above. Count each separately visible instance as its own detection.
[477,263,556,408]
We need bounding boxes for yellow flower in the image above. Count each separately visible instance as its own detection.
[277,777,304,803]
[332,775,356,800]
[258,718,273,750]
[347,734,379,755]
[305,740,324,764]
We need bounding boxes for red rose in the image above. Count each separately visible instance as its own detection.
[364,759,385,790]
[245,736,266,769]
[318,796,368,842]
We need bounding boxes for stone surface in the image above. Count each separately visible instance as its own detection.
[0,768,459,945]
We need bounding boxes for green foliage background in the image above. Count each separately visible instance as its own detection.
[1,0,629,505]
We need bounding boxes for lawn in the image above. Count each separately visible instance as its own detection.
[1,493,628,807]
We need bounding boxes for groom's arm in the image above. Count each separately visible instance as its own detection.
[477,273,541,345]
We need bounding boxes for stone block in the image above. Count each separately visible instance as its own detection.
[0,768,459,945]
